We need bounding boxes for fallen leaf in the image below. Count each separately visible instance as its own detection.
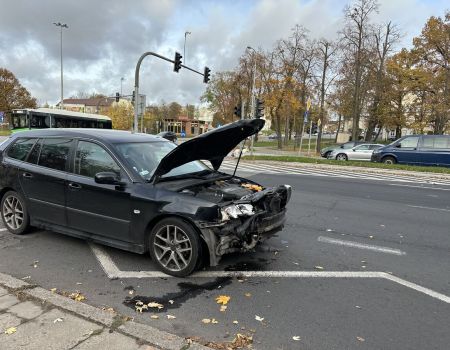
[369,235,374,239]
[220,305,227,312]
[50,288,57,293]
[32,260,39,268]
[315,266,324,270]
[53,318,63,323]
[150,315,159,319]
[211,318,218,324]
[202,318,211,324]
[357,336,365,342]
[326,229,334,232]
[233,320,239,324]
[128,290,134,295]
[292,336,301,341]
[147,302,164,309]
[168,300,174,304]
[76,282,83,285]
[167,315,176,319]
[244,293,251,297]
[355,305,362,309]
[215,295,231,305]
[22,276,31,280]
[4,327,16,335]
[135,301,148,313]
[69,292,86,302]
[255,315,264,322]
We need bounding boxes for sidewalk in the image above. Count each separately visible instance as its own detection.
[0,272,208,350]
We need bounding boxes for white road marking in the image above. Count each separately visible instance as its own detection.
[318,236,406,256]
[407,205,450,212]
[389,184,450,191]
[0,228,7,232]
[89,244,450,304]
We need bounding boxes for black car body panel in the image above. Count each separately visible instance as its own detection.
[0,121,290,274]
[152,118,265,179]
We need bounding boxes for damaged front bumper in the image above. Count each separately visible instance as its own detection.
[196,185,290,266]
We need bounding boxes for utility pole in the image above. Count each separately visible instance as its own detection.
[53,22,68,109]
[184,31,191,65]
[120,77,124,95]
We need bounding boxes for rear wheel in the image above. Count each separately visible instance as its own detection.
[1,191,30,235]
[382,156,396,165]
[336,153,348,161]
[149,217,200,277]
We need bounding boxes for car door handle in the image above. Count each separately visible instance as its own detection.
[22,172,33,179]
[68,183,82,190]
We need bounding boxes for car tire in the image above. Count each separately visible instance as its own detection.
[1,191,30,235]
[149,217,201,277]
[382,156,396,165]
[336,153,348,161]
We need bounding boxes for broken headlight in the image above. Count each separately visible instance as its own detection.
[221,204,255,221]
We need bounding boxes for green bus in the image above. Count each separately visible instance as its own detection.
[8,108,112,133]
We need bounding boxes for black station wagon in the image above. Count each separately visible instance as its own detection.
[0,119,291,276]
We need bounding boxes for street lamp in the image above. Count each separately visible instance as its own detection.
[53,22,68,109]
[120,77,124,95]
[184,31,191,65]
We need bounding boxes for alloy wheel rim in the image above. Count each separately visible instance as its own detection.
[153,225,192,272]
[337,154,346,161]
[3,195,24,230]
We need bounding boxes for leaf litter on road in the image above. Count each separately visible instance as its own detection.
[4,327,17,335]
[215,295,231,305]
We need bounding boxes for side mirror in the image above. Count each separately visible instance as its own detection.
[395,143,401,148]
[95,172,124,186]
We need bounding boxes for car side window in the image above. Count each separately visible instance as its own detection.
[74,141,121,178]
[398,136,419,149]
[38,138,72,171]
[354,145,370,150]
[369,145,381,150]
[27,139,42,164]
[7,138,38,161]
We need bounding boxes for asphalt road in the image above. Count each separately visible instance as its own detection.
[0,170,449,349]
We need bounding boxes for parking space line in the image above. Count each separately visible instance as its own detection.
[407,205,450,212]
[89,244,450,304]
[318,236,406,256]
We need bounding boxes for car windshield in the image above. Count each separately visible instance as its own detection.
[114,141,210,181]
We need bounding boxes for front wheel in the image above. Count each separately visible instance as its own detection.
[336,153,348,161]
[382,156,396,165]
[149,217,201,277]
[1,191,30,235]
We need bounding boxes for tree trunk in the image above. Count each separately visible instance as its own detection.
[335,114,342,143]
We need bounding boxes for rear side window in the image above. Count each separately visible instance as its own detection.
[38,138,72,171]
[74,141,120,178]
[422,136,450,149]
[7,138,38,161]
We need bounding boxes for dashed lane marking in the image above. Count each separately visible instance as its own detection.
[407,205,450,212]
[89,243,450,304]
[318,236,406,256]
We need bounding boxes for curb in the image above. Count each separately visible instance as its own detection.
[0,272,209,350]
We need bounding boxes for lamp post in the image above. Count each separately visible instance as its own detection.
[120,77,124,95]
[184,31,191,65]
[247,46,257,155]
[53,22,68,109]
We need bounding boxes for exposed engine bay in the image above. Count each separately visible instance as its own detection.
[179,177,291,266]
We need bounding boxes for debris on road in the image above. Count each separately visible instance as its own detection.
[357,336,365,342]
[167,315,176,319]
[292,336,301,341]
[204,333,253,349]
[255,315,264,322]
[147,301,164,309]
[314,265,324,270]
[4,327,17,335]
[53,318,63,323]
[216,295,231,305]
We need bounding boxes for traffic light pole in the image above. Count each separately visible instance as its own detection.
[133,51,208,133]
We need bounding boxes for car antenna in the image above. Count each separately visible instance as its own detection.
[232,138,246,177]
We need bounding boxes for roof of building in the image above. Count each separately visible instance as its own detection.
[60,98,115,107]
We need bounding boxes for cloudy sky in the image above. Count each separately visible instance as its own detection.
[0,0,448,106]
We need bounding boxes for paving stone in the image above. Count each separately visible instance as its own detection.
[0,312,22,331]
[73,331,142,350]
[0,308,103,350]
[0,294,20,310]
[8,301,44,320]
[0,286,7,297]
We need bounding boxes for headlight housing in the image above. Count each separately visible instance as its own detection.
[221,204,255,221]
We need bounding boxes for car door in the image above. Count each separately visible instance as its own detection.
[349,144,371,160]
[391,136,421,164]
[18,138,71,227]
[65,139,133,243]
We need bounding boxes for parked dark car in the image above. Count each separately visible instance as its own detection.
[371,134,450,167]
[320,141,367,158]
[157,131,177,144]
[0,119,291,277]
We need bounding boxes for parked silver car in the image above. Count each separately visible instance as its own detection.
[328,143,384,161]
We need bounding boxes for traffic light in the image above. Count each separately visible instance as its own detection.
[115,92,120,102]
[234,105,242,118]
[174,52,182,72]
[203,66,211,83]
[255,98,264,118]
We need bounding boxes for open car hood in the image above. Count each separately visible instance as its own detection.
[152,118,265,180]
